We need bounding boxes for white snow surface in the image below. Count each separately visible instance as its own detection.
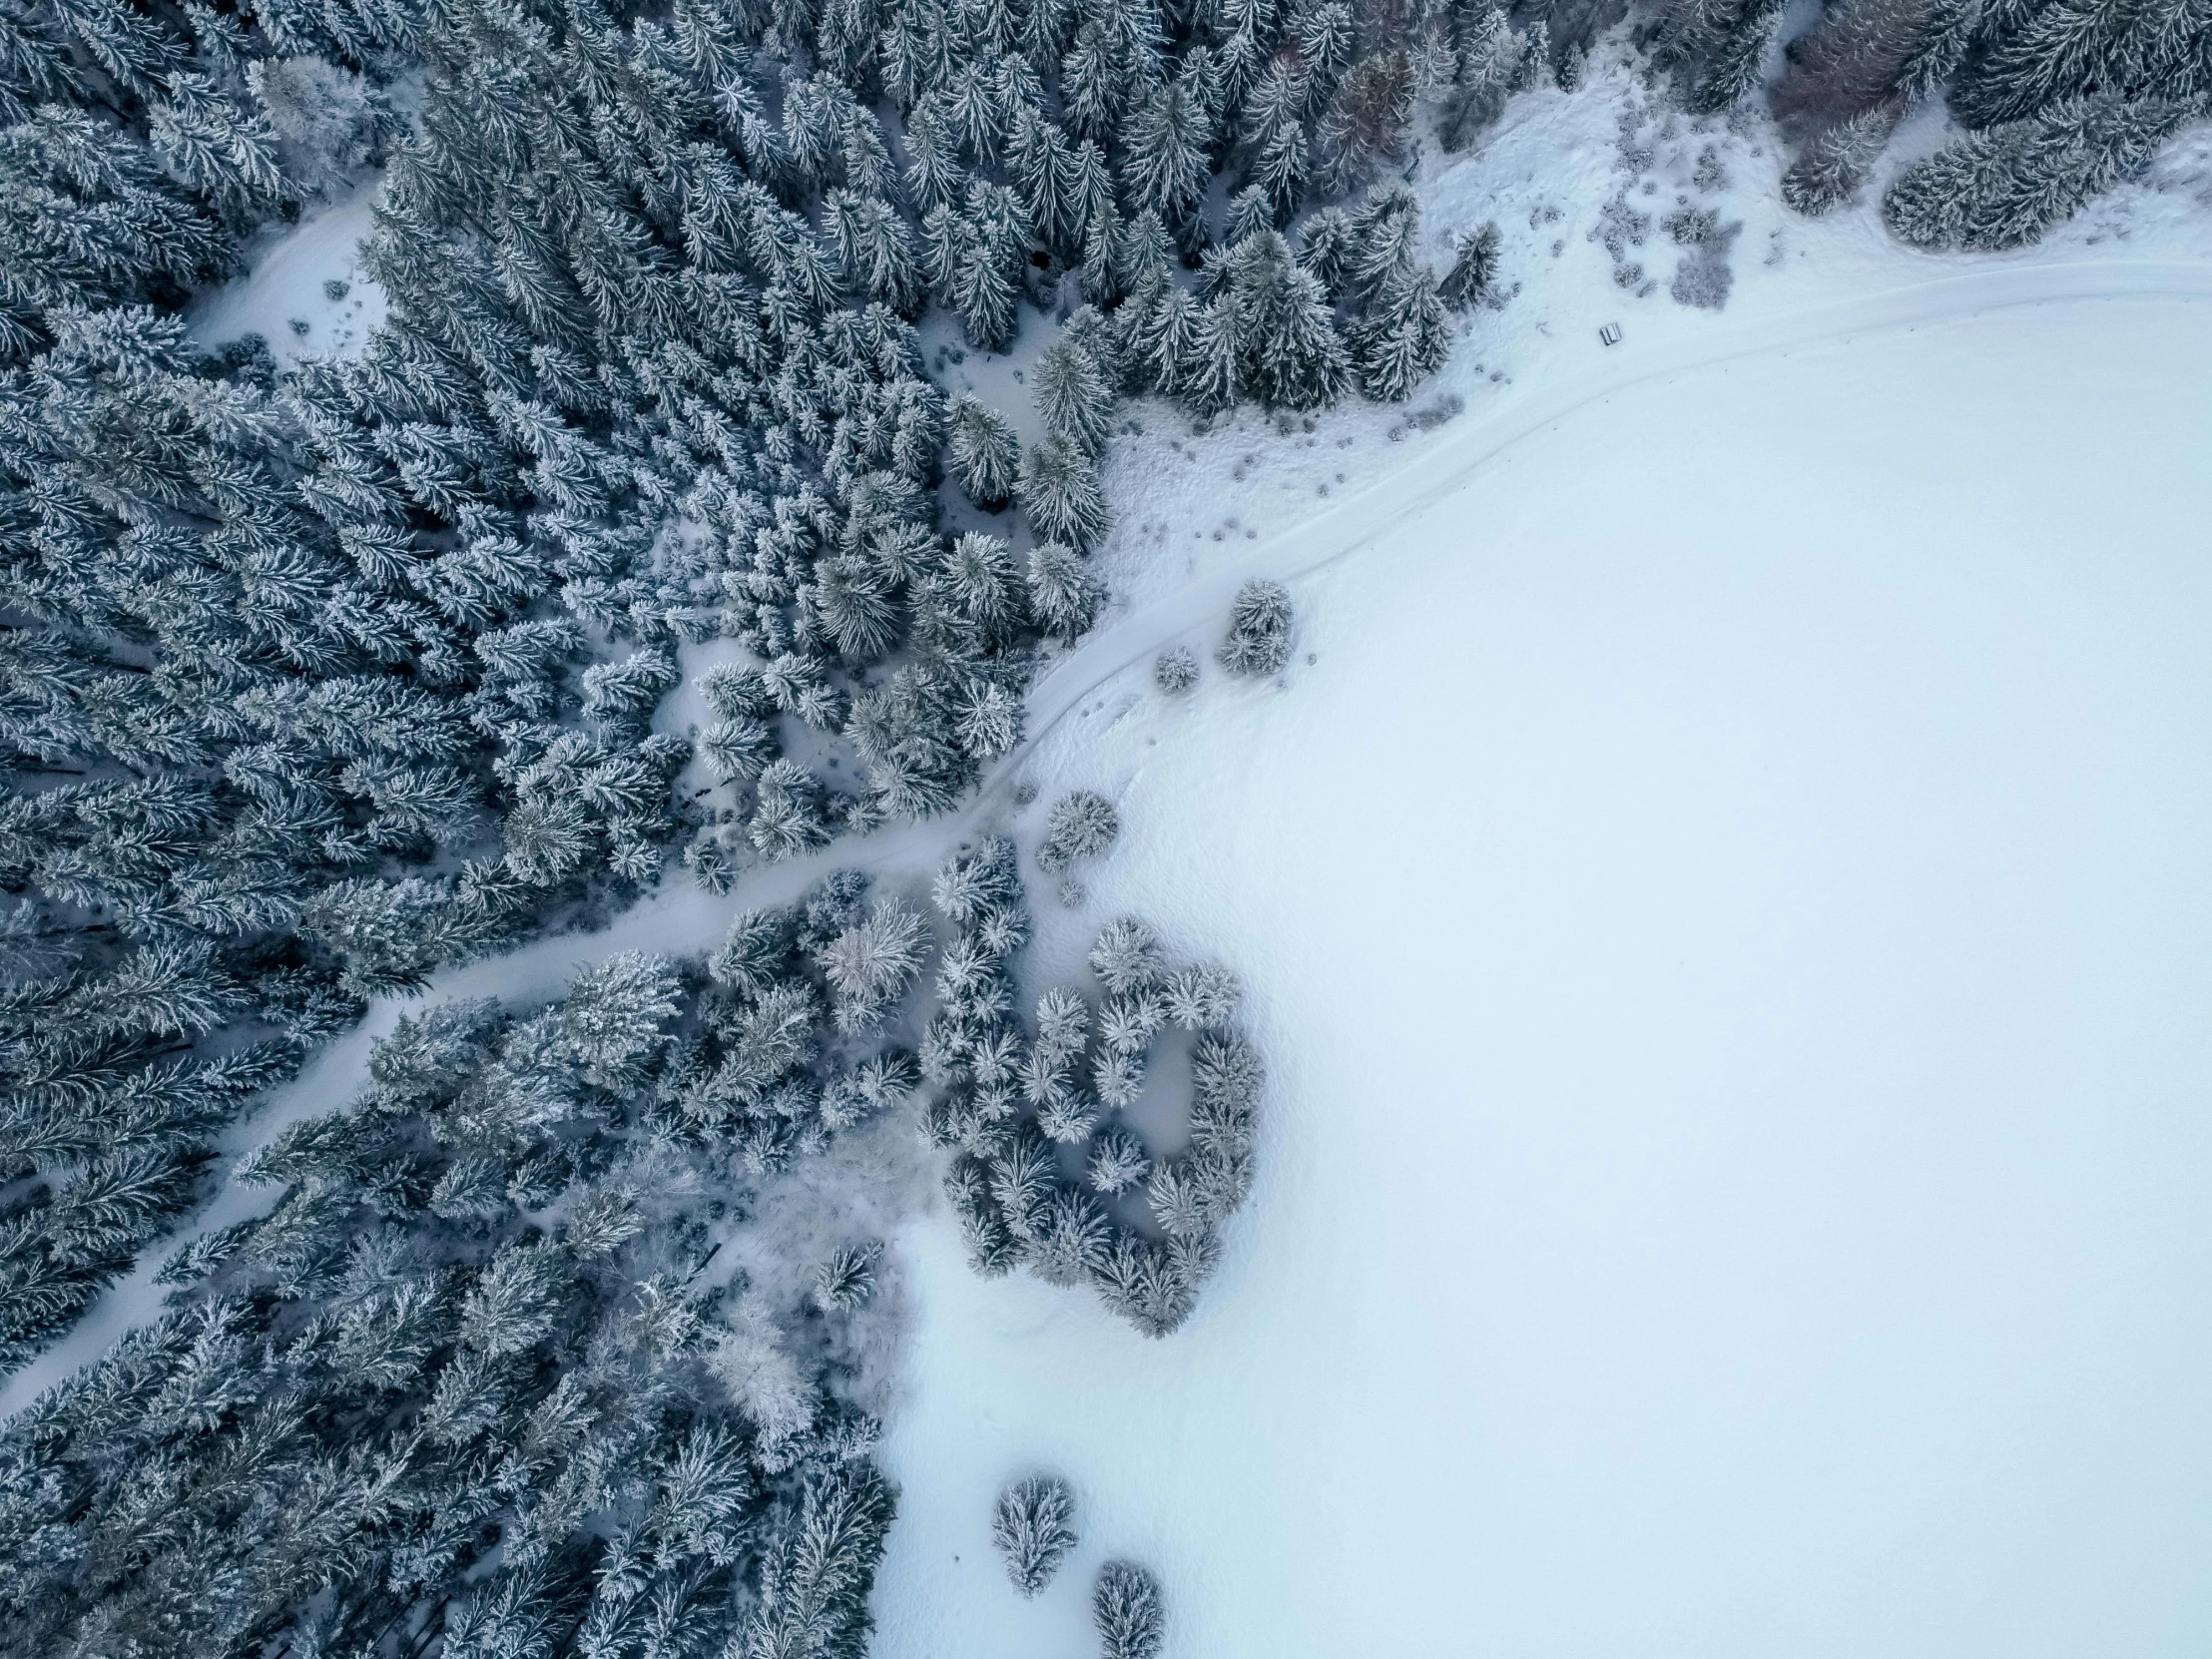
[868,293,2212,1658]
[189,188,385,368]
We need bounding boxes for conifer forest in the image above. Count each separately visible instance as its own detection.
[0,0,2206,1648]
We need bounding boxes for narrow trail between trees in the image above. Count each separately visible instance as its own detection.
[7,258,2208,1418]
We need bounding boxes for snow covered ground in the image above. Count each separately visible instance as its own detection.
[189,187,385,368]
[868,293,2212,1658]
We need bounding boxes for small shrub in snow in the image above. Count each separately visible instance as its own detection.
[1038,790,1120,872]
[1092,1561,1166,1659]
[811,1243,880,1313]
[1663,207,1725,247]
[322,278,349,300]
[1670,236,1737,310]
[993,1475,1079,1595]
[1154,647,1199,693]
[1217,580,1293,677]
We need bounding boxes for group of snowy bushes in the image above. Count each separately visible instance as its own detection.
[993,1474,1167,1659]
[922,837,1264,1337]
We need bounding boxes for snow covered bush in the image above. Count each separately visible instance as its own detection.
[920,853,1263,1337]
[1154,647,1200,693]
[993,1474,1079,1595]
[1093,1560,1168,1659]
[1039,791,1121,872]
[1219,580,1296,677]
[1667,211,1740,311]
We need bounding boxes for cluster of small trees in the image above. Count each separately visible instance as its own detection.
[0,946,898,1659]
[921,837,1262,1337]
[1219,577,1295,676]
[1733,0,2212,243]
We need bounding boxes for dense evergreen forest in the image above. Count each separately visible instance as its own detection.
[0,0,2204,1649]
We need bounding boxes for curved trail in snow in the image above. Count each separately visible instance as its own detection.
[1021,258,2212,750]
[7,258,2209,1417]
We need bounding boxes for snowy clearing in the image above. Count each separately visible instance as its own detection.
[869,292,2212,1658]
[188,189,385,368]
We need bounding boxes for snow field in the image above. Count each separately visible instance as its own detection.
[868,293,2212,1659]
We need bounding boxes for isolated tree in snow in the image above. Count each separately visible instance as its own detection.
[993,1475,1079,1595]
[1092,1560,1166,1659]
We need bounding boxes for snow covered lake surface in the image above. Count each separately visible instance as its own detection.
[869,292,2212,1658]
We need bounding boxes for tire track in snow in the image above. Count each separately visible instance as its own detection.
[9,259,2208,1417]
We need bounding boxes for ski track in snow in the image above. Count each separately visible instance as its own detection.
[6,256,2208,1419]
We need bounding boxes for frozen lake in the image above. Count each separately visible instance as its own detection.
[870,293,2212,1659]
